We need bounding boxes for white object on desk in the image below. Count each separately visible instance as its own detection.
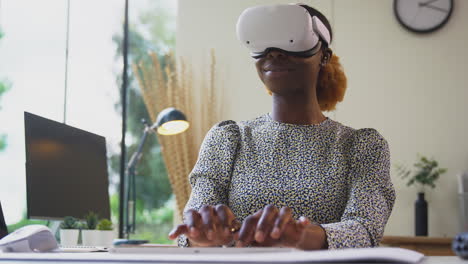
[58,245,108,253]
[0,225,58,252]
[0,247,424,263]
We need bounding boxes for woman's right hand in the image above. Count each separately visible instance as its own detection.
[168,204,240,247]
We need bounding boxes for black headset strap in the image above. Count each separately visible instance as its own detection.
[251,41,322,59]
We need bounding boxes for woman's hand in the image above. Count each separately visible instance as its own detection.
[168,204,240,247]
[235,205,327,250]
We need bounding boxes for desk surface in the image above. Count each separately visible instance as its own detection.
[0,249,462,264]
[0,256,464,264]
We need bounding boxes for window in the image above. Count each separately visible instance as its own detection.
[0,0,177,243]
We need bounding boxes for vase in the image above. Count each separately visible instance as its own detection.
[415,192,428,236]
[97,230,117,247]
[59,229,80,246]
[82,230,100,246]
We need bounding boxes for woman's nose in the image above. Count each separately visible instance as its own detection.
[266,49,287,59]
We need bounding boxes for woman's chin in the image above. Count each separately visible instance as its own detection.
[266,83,302,95]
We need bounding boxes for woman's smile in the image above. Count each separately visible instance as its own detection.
[263,68,294,78]
[263,63,295,78]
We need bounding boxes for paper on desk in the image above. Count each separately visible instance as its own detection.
[0,247,424,263]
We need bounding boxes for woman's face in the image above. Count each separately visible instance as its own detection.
[255,49,326,96]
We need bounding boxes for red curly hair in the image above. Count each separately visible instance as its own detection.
[316,54,347,111]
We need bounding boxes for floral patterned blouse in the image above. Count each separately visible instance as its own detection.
[179,113,395,249]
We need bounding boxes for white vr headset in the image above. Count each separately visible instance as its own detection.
[236,4,331,59]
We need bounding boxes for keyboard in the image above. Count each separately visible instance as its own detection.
[59,245,108,252]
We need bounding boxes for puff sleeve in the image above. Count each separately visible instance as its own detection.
[178,120,240,247]
[320,128,396,249]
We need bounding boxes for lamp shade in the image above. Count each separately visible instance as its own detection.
[152,107,189,135]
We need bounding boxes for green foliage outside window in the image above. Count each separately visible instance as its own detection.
[7,217,47,232]
[2,3,177,243]
[0,29,11,152]
[111,2,176,243]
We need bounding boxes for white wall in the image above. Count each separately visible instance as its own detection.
[176,0,468,237]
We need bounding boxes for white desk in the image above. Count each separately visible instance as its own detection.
[0,255,465,264]
[0,252,463,264]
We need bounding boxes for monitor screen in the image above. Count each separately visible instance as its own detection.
[24,112,110,220]
[0,201,7,239]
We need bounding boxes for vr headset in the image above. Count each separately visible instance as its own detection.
[236,4,331,59]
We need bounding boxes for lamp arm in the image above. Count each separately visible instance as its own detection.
[127,127,151,172]
[124,122,152,237]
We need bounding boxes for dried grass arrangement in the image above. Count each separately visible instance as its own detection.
[132,50,221,220]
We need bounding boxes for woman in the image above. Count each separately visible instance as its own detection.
[169,4,395,250]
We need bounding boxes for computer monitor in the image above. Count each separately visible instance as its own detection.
[0,201,7,239]
[24,112,110,220]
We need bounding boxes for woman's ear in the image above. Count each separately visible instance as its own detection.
[321,48,333,66]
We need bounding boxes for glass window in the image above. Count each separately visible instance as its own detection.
[119,0,177,244]
[0,0,177,244]
[0,0,123,230]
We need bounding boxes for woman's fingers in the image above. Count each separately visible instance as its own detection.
[168,224,189,240]
[215,204,237,237]
[236,210,262,247]
[270,207,293,239]
[200,205,218,240]
[170,205,311,248]
[276,216,310,247]
[184,209,203,239]
[298,216,311,227]
[169,205,242,247]
[255,205,279,243]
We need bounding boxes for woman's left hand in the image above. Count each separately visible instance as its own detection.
[234,205,327,250]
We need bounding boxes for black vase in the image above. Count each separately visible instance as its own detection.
[415,192,428,236]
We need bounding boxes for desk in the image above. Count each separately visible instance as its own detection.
[0,254,464,264]
[381,236,455,256]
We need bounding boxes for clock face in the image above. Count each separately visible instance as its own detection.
[394,0,453,33]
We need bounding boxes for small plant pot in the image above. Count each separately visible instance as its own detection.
[60,229,80,247]
[81,230,100,246]
[98,230,116,247]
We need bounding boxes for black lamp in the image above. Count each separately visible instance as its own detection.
[124,107,189,237]
[154,107,190,136]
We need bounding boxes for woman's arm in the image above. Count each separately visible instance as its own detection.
[320,128,396,249]
[176,120,241,247]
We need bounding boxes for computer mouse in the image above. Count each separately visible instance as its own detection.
[0,224,58,252]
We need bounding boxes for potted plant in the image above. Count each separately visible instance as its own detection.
[396,155,447,236]
[81,211,99,246]
[59,216,80,246]
[96,218,115,247]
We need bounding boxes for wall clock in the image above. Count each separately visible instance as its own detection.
[394,0,454,33]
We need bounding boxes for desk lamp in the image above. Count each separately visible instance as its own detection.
[124,107,189,237]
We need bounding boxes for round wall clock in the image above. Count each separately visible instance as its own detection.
[394,0,454,33]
